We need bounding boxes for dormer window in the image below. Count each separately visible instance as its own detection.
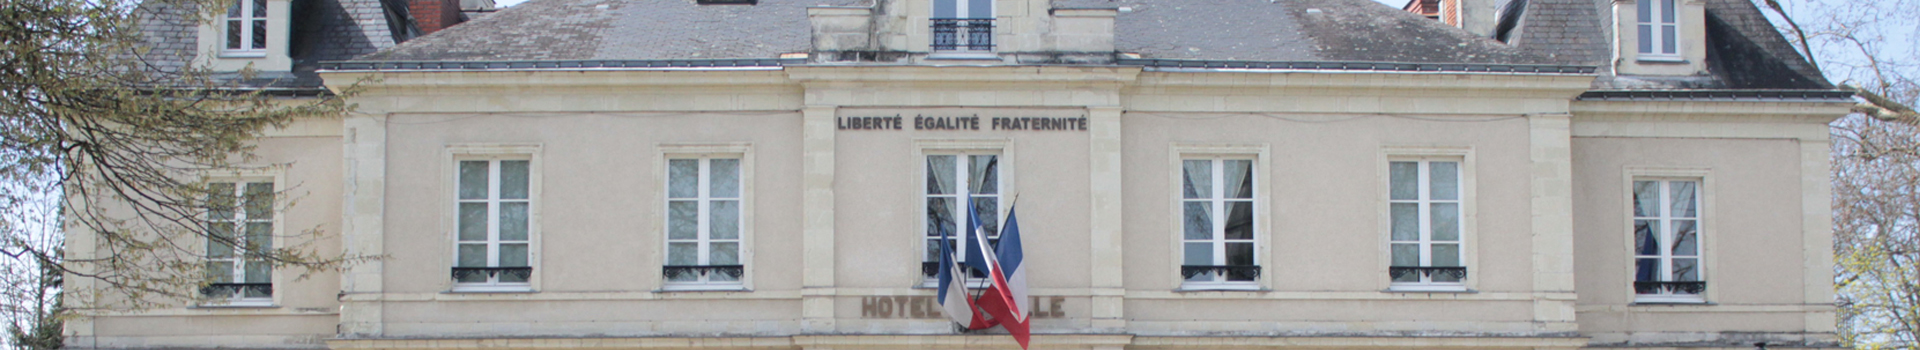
[931,0,993,52]
[225,0,268,55]
[1636,0,1679,60]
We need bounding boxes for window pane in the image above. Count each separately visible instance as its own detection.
[1389,162,1418,200]
[710,200,739,240]
[1225,243,1253,266]
[1660,0,1675,23]
[1672,220,1698,256]
[1431,244,1460,267]
[1672,258,1699,282]
[498,202,528,241]
[1634,220,1660,255]
[927,198,955,238]
[926,238,943,261]
[970,155,998,194]
[1223,201,1253,240]
[1224,160,1253,199]
[459,161,489,200]
[458,203,487,241]
[1183,202,1212,240]
[1429,161,1458,200]
[1662,25,1677,54]
[1431,203,1459,241]
[668,201,698,240]
[208,182,236,220]
[244,182,273,219]
[207,261,235,283]
[1637,0,1652,22]
[499,160,529,200]
[665,243,701,272]
[1638,24,1654,53]
[933,0,956,18]
[250,19,266,49]
[669,159,698,198]
[1633,181,1659,217]
[710,159,740,198]
[1182,160,1211,199]
[251,0,266,17]
[966,0,990,19]
[711,242,739,265]
[927,156,956,195]
[1391,243,1419,267]
[498,244,528,267]
[1390,203,1418,241]
[245,222,272,251]
[456,244,487,267]
[208,223,236,258]
[228,0,242,17]
[1183,242,1213,266]
[1669,181,1697,218]
[972,197,998,235]
[1635,258,1659,282]
[498,244,529,283]
[243,260,271,283]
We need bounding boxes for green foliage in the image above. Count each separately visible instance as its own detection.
[1,0,360,312]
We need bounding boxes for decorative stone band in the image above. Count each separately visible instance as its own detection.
[450,267,533,281]
[1633,280,1707,295]
[1579,89,1856,102]
[1387,266,1468,281]
[327,335,1592,350]
[1179,265,1262,281]
[198,283,272,298]
[663,265,745,280]
[1118,58,1598,74]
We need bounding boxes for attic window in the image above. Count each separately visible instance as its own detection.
[1637,0,1680,59]
[223,0,268,56]
[696,0,756,4]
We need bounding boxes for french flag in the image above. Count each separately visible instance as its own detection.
[936,210,991,330]
[972,206,1031,349]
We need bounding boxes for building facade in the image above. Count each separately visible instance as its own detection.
[69,0,1853,349]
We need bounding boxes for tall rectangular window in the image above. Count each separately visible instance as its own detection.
[224,0,267,53]
[203,181,273,304]
[1633,179,1705,302]
[930,0,994,51]
[1636,0,1679,58]
[452,159,532,290]
[664,158,745,289]
[1179,158,1258,287]
[924,153,1000,279]
[1388,160,1466,289]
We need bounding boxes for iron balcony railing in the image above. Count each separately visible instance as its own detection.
[1388,266,1469,281]
[199,283,272,298]
[1180,265,1262,281]
[450,266,533,281]
[663,265,745,281]
[931,18,995,51]
[1634,281,1707,294]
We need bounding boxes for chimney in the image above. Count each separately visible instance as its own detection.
[1401,0,1501,38]
[808,6,874,52]
[409,0,465,34]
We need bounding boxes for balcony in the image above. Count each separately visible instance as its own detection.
[931,18,994,52]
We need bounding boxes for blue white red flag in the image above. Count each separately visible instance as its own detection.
[973,205,1031,349]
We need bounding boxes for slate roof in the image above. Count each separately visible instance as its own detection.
[1508,0,1832,90]
[132,0,410,90]
[358,0,1553,65]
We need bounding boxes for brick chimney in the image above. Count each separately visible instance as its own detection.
[410,0,465,34]
[1400,0,1500,38]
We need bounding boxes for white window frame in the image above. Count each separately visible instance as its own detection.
[1169,144,1271,291]
[199,174,281,307]
[915,139,1010,287]
[1625,168,1712,304]
[929,0,996,55]
[222,0,269,56]
[1635,0,1681,60]
[1167,155,1259,290]
[659,143,754,292]
[1380,147,1475,293]
[446,144,541,293]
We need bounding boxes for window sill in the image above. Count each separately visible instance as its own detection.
[926,52,1000,61]
[1384,285,1473,293]
[1174,284,1263,292]
[447,285,535,293]
[1632,296,1708,305]
[1635,56,1686,63]
[657,285,750,293]
[218,51,268,59]
[190,302,277,309]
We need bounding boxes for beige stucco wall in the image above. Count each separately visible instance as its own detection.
[70,66,1847,350]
